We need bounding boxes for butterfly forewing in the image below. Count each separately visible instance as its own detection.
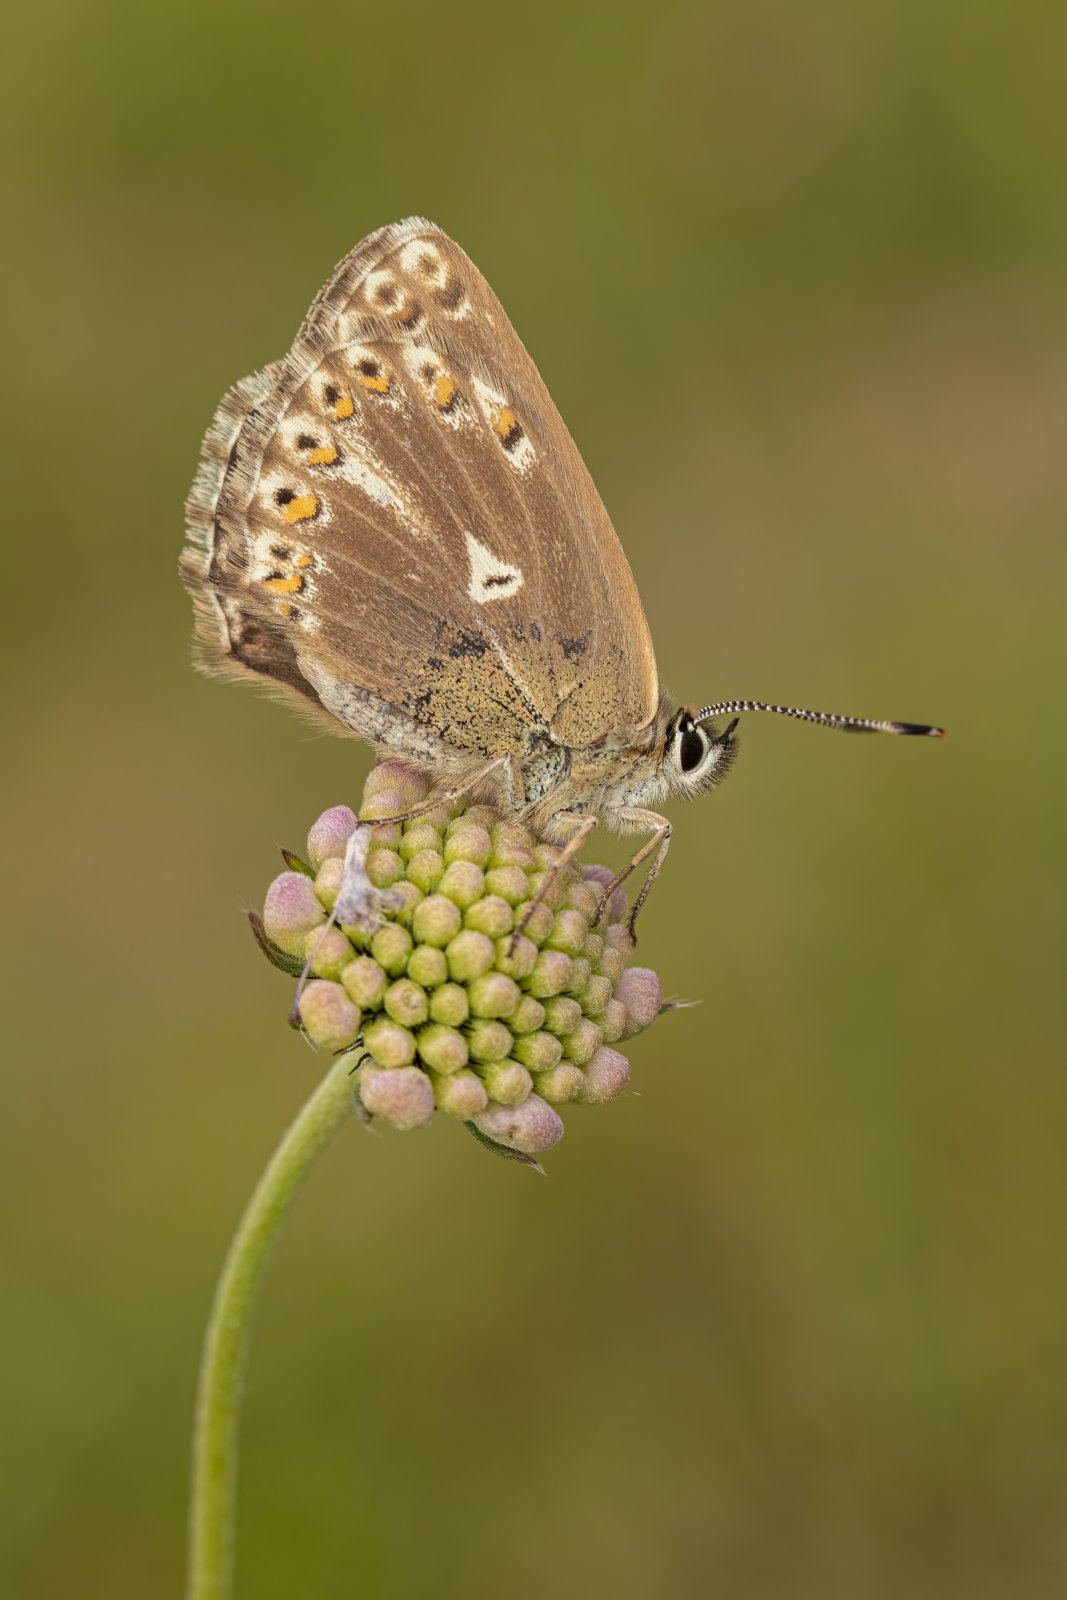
[183,219,659,765]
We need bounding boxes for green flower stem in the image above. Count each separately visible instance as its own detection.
[186,1054,357,1600]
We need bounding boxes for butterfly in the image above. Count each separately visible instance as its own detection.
[183,217,942,939]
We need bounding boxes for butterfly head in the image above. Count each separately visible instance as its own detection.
[658,706,739,799]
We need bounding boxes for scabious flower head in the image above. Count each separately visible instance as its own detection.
[252,763,666,1162]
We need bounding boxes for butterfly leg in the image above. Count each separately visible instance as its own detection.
[509,810,598,952]
[595,808,672,941]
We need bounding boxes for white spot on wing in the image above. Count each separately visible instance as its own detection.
[399,239,446,288]
[464,531,523,604]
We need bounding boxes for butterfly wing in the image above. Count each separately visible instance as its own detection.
[183,218,659,763]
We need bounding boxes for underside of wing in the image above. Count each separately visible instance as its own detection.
[183,219,659,761]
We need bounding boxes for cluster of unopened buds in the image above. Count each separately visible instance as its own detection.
[251,763,666,1164]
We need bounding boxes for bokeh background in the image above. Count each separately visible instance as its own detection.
[4,3,1066,1596]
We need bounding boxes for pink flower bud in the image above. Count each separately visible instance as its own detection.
[576,1046,631,1103]
[359,1065,435,1130]
[616,967,663,1035]
[263,871,325,957]
[363,762,433,808]
[306,805,358,870]
[475,1093,565,1154]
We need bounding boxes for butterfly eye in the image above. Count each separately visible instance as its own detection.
[679,727,706,774]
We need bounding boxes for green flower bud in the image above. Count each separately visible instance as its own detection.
[263,871,325,957]
[451,805,497,830]
[445,929,495,982]
[512,900,554,945]
[582,931,605,968]
[475,1093,564,1154]
[307,805,358,869]
[398,822,443,860]
[484,865,530,905]
[433,1068,488,1119]
[428,982,470,1027]
[407,944,448,989]
[599,998,628,1044]
[302,925,352,980]
[406,848,445,893]
[595,945,625,987]
[387,881,423,926]
[384,978,429,1028]
[526,868,569,910]
[575,1046,631,1104]
[416,1022,469,1075]
[581,974,613,1017]
[530,1062,585,1104]
[313,856,344,912]
[546,908,589,955]
[362,1017,416,1069]
[566,881,601,921]
[438,859,485,909]
[370,922,413,977]
[561,1017,604,1066]
[359,1064,435,1130]
[478,1060,533,1106]
[467,1019,514,1064]
[493,934,538,981]
[444,823,492,867]
[512,1031,564,1073]
[527,949,574,998]
[467,971,521,1019]
[340,955,387,1011]
[365,848,404,889]
[616,966,663,1035]
[541,995,581,1036]
[510,995,546,1035]
[489,833,535,870]
[566,956,592,997]
[412,893,462,947]
[604,923,635,956]
[461,895,512,939]
[298,981,361,1051]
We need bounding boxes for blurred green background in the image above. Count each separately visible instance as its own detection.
[4,2,1066,1595]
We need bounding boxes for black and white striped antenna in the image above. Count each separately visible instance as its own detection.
[696,700,945,737]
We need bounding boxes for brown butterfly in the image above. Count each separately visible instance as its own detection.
[183,217,942,938]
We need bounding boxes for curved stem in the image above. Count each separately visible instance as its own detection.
[186,1054,357,1600]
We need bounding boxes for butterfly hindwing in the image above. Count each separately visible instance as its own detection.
[183,219,659,763]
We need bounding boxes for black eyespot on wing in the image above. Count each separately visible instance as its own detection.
[680,728,705,773]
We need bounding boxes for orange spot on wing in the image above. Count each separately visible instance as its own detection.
[494,406,517,438]
[264,573,305,596]
[282,493,318,524]
[333,392,354,418]
[433,374,456,409]
[295,553,314,568]
[306,445,337,465]
[357,372,390,393]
